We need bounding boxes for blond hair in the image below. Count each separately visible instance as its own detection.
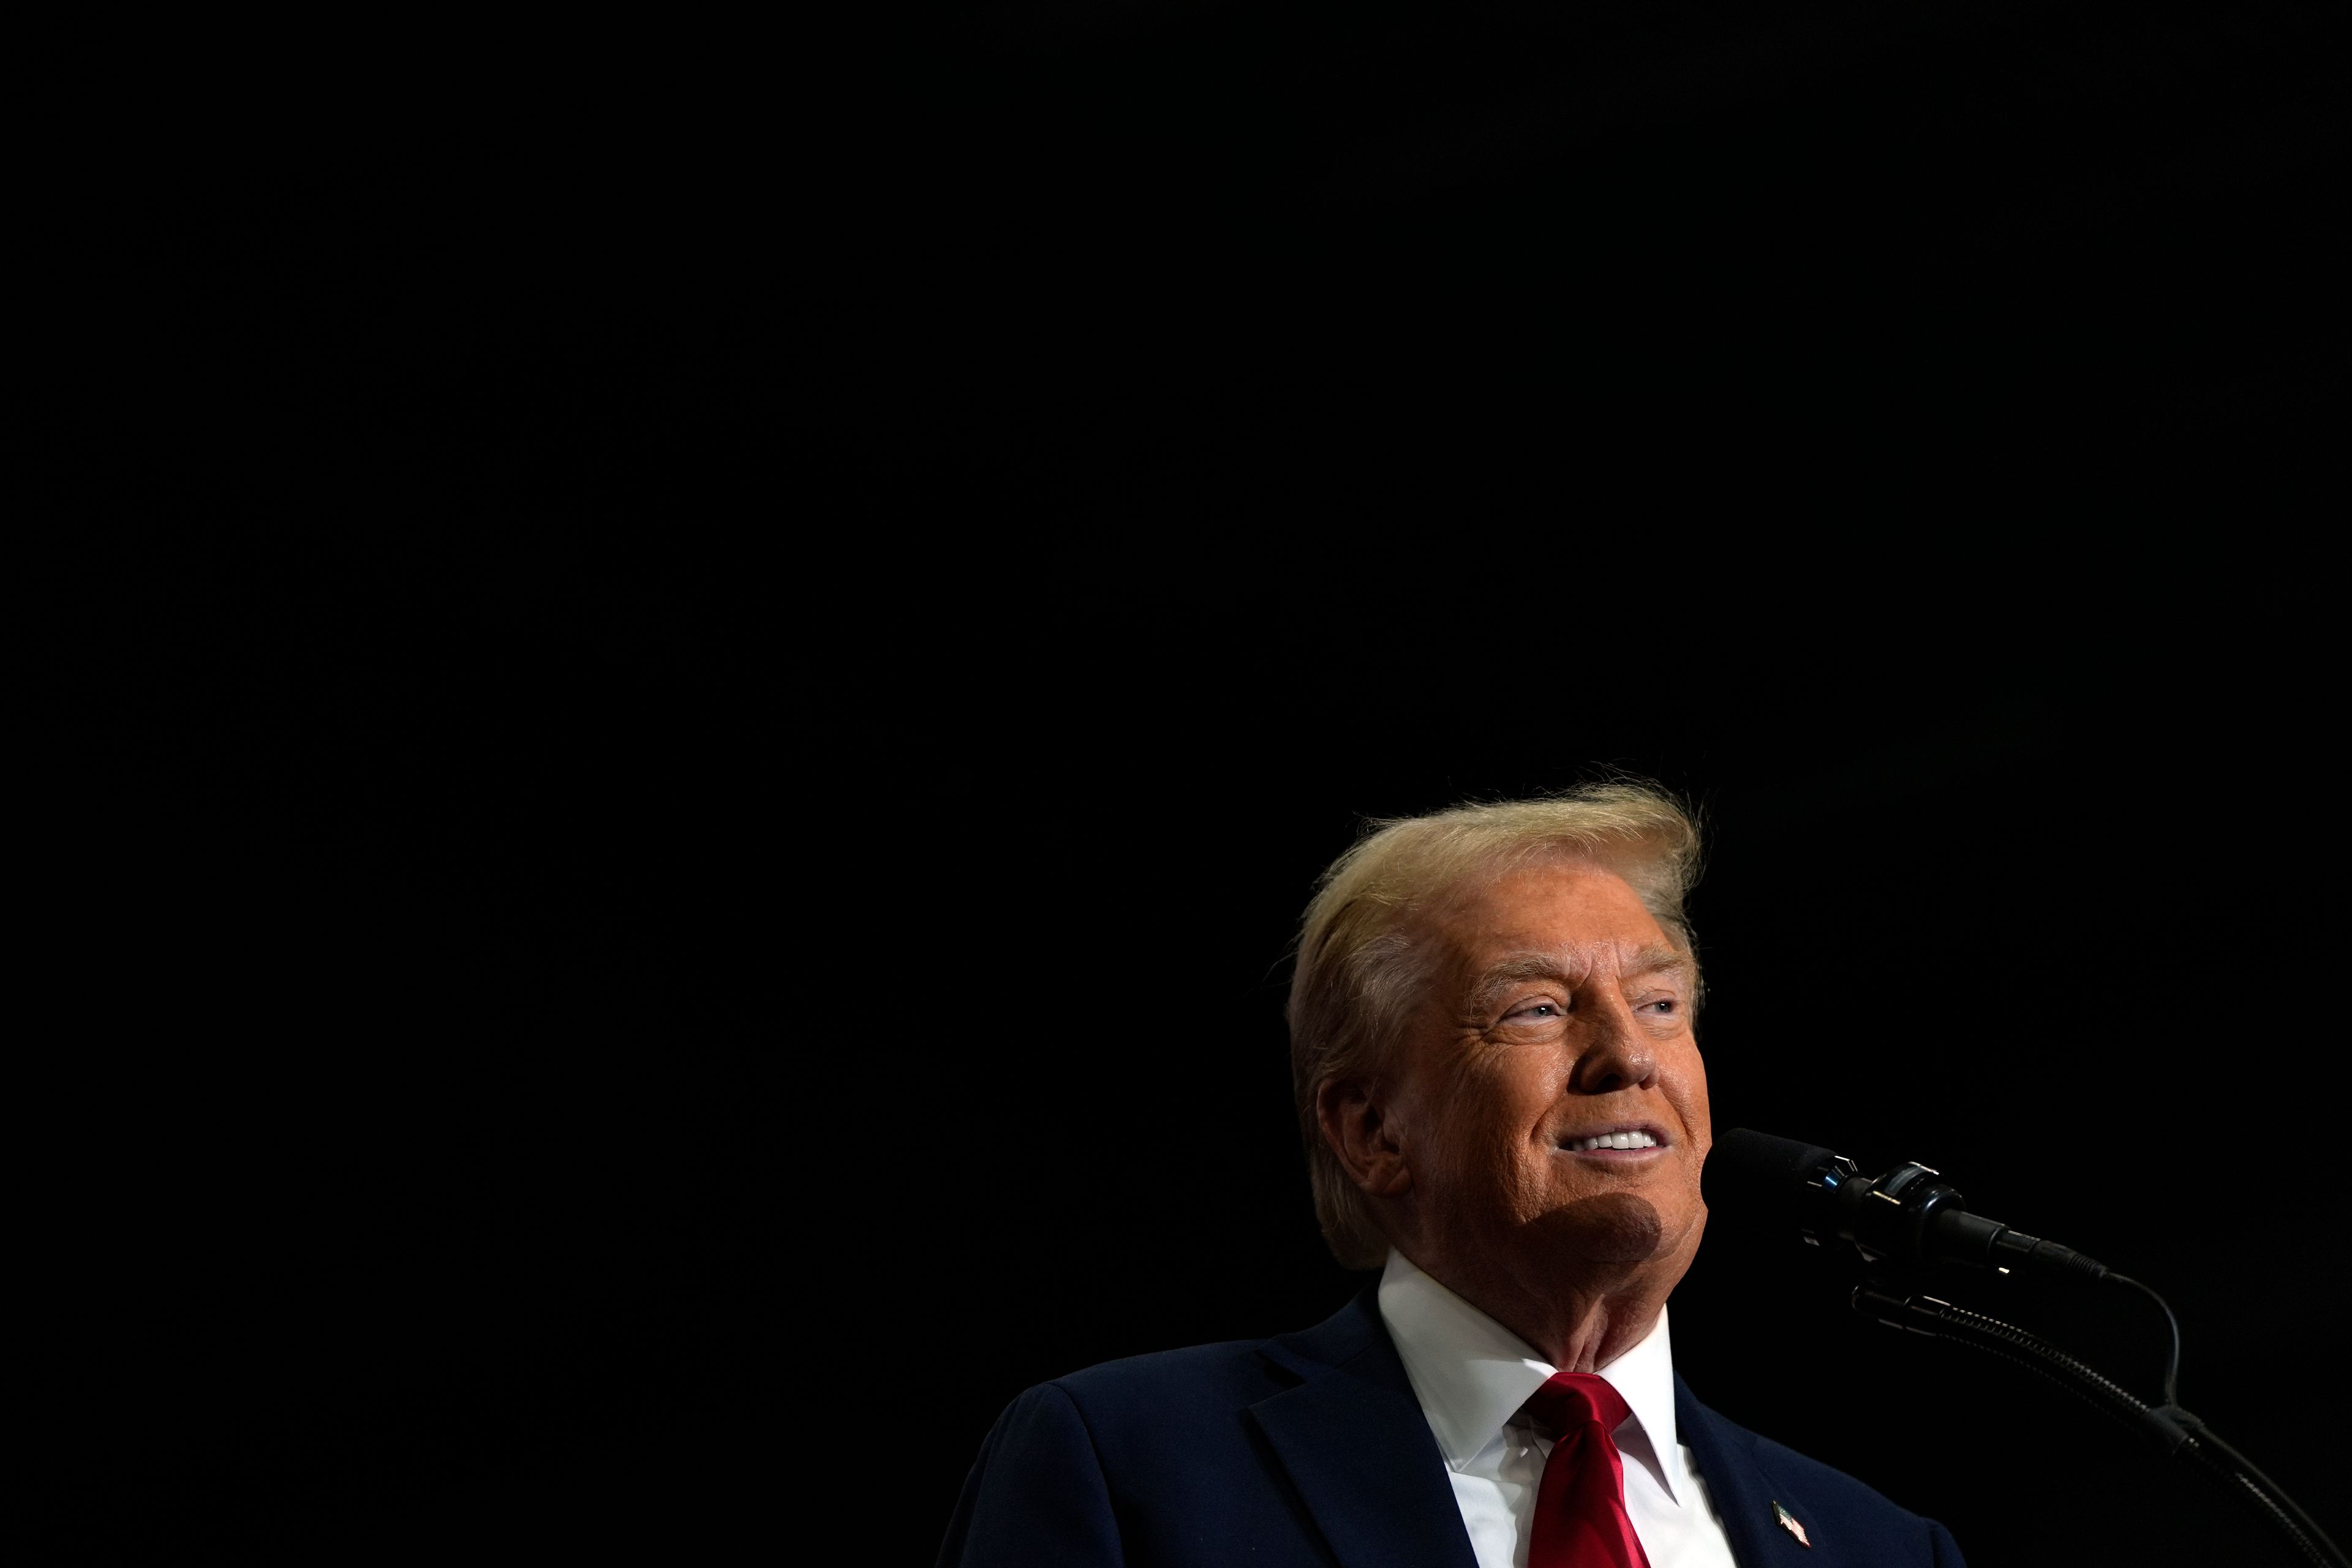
[1285,783,1704,1268]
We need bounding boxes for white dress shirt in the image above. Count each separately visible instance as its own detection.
[1377,1250,1741,1568]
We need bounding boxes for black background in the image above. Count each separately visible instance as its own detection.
[34,2,2344,1564]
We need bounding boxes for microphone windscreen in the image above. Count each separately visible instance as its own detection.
[1702,1128,1839,1226]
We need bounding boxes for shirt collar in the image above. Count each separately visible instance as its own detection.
[1376,1248,1687,1504]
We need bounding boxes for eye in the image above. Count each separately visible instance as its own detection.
[1506,1000,1565,1021]
[1640,998,1679,1016]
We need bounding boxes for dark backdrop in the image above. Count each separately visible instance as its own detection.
[34,3,2342,1564]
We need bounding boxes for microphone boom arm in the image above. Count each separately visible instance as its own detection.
[1853,1280,2347,1568]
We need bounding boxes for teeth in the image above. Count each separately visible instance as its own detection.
[1566,1129,1659,1152]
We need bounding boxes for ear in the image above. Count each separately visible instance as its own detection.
[1316,1076,1414,1199]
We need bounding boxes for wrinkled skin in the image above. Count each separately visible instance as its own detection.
[1316,856,1713,1371]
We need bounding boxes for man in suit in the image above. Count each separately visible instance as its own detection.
[940,785,1964,1567]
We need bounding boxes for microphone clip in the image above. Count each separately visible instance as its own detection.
[1804,1155,1969,1270]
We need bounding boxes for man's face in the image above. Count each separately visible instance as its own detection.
[1384,856,1712,1298]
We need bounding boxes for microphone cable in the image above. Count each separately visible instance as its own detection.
[1854,1278,2345,1568]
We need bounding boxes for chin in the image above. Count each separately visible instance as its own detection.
[1523,1192,1668,1264]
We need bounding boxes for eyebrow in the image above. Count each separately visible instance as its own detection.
[1464,946,1695,1011]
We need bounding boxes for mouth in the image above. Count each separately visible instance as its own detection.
[1556,1124,1670,1158]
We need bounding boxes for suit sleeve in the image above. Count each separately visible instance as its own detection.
[1928,1517,1967,1568]
[937,1382,1126,1567]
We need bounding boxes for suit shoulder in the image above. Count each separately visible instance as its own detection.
[1003,1336,1311,1470]
[1046,1338,1288,1414]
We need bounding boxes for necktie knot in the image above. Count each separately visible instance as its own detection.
[1525,1371,1632,1441]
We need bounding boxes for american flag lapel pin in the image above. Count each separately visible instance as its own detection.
[1771,1501,1812,1548]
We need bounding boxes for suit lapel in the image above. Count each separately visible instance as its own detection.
[1675,1378,1828,1568]
[1250,1289,1480,1568]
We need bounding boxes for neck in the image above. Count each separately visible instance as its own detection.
[1507,1278,1665,1374]
[1398,1224,1697,1373]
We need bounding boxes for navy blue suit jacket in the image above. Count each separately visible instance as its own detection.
[941,1288,1964,1568]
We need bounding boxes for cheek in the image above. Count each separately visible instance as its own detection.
[1671,1050,1713,1146]
[1428,1065,1543,1176]
[1488,1061,1572,1196]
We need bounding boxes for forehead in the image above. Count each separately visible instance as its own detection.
[1427,857,1672,969]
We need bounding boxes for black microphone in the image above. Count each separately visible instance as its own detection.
[1702,1128,2110,1284]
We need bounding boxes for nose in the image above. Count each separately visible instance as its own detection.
[1569,998,1660,1096]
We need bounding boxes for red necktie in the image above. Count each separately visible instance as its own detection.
[1524,1372,1652,1568]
